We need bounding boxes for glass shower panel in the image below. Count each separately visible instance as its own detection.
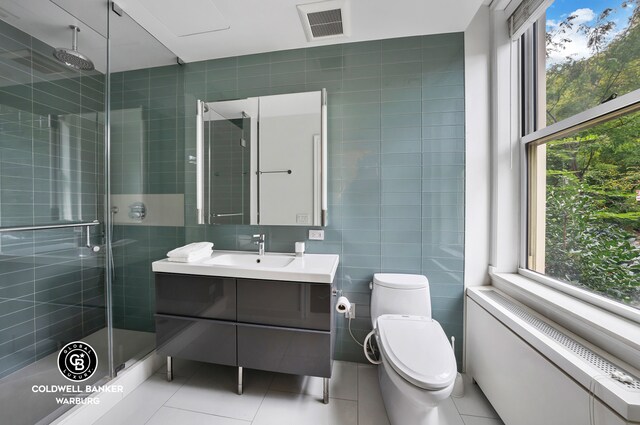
[0,8,108,424]
[108,7,182,372]
[205,115,251,224]
[51,113,103,222]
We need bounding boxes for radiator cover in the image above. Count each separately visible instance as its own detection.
[466,287,639,424]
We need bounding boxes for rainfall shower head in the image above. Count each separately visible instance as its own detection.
[53,25,95,71]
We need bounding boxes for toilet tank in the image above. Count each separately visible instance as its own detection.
[370,273,431,326]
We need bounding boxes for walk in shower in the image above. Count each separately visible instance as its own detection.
[0,3,177,423]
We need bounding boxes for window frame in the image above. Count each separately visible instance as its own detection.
[518,17,640,324]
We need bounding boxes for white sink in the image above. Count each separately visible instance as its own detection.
[152,250,340,283]
[205,253,295,268]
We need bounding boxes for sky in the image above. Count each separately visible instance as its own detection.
[545,0,634,66]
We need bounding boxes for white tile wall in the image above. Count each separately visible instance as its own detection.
[111,194,184,226]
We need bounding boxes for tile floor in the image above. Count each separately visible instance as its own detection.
[95,359,504,425]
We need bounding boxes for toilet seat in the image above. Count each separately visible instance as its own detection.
[377,314,457,391]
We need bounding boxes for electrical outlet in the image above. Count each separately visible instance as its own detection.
[348,304,356,319]
[308,229,324,240]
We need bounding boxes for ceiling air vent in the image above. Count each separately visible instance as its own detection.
[297,0,351,42]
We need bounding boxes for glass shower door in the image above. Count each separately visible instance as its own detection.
[0,8,109,424]
[107,5,182,374]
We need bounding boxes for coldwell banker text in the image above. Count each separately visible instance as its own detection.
[32,385,124,405]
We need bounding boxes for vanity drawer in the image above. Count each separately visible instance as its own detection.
[155,314,236,366]
[237,323,331,378]
[155,273,236,320]
[237,279,331,331]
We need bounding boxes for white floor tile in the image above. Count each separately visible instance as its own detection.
[94,374,186,425]
[252,390,357,425]
[165,364,271,421]
[452,375,500,419]
[146,406,250,425]
[98,357,506,425]
[57,389,122,425]
[269,361,358,401]
[438,398,466,425]
[461,415,505,425]
[357,364,390,425]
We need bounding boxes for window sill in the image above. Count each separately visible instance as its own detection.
[488,267,640,371]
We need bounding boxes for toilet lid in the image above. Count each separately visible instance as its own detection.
[373,273,428,290]
[377,314,457,391]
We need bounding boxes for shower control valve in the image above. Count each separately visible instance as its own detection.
[128,202,146,221]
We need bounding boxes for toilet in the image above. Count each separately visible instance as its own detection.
[370,273,457,425]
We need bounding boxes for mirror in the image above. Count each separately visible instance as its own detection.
[196,90,327,226]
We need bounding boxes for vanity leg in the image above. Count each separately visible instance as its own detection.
[238,366,243,395]
[166,356,173,382]
[323,377,329,404]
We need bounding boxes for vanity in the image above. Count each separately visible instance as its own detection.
[151,251,339,403]
[152,88,337,402]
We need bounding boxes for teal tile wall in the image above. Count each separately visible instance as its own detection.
[111,33,465,365]
[111,65,185,195]
[180,34,465,365]
[0,19,106,378]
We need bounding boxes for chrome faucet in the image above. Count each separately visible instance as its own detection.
[253,234,266,256]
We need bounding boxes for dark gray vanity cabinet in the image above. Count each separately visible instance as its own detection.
[236,279,333,377]
[237,324,332,377]
[155,273,237,366]
[155,273,236,320]
[236,279,331,330]
[154,273,334,379]
[155,314,237,366]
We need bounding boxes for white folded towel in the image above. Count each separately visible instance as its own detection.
[167,242,213,262]
[167,250,211,263]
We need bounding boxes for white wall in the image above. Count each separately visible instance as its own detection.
[489,4,522,272]
[464,5,492,289]
[111,194,184,226]
[259,113,320,225]
[463,4,492,371]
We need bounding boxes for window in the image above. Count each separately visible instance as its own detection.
[545,0,640,124]
[521,0,640,309]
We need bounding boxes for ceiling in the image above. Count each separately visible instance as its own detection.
[0,0,485,73]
